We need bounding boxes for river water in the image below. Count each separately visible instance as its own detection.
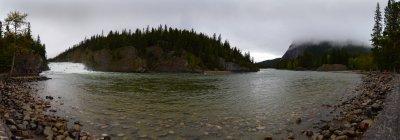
[32,62,361,139]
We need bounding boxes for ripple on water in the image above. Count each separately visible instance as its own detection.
[36,65,361,139]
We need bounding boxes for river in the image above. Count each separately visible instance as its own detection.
[30,62,361,139]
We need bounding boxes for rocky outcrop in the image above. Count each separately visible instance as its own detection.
[11,52,48,76]
[219,58,251,72]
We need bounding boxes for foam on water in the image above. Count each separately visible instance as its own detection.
[45,62,96,74]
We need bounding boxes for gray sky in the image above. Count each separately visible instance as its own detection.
[0,0,386,62]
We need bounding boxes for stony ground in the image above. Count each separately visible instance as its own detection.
[363,74,400,140]
[299,72,397,140]
[0,78,96,140]
[0,120,11,139]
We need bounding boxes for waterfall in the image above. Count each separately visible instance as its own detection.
[46,62,95,74]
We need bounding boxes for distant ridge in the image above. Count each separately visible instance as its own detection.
[282,40,371,59]
[258,40,372,70]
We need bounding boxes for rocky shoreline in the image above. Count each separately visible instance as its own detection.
[0,72,397,140]
[301,72,397,140]
[0,78,98,140]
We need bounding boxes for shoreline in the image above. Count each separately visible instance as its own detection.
[302,72,397,140]
[0,78,96,140]
[0,72,398,139]
[363,74,400,139]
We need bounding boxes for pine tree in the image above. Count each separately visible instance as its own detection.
[37,35,41,44]
[383,0,396,36]
[0,21,3,38]
[371,3,382,48]
[26,22,31,37]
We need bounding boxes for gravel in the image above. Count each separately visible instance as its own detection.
[363,74,400,140]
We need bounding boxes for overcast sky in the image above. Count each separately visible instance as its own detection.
[0,0,386,62]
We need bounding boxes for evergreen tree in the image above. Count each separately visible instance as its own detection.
[27,22,31,37]
[0,21,3,38]
[37,35,41,44]
[373,0,400,71]
[371,3,382,48]
[52,26,259,71]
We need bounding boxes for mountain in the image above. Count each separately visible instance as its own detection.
[50,26,259,73]
[257,41,373,70]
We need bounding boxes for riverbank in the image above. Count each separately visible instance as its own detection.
[363,74,399,139]
[0,78,95,140]
[304,72,397,140]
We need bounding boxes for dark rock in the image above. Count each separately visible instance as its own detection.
[45,96,54,100]
[295,117,302,124]
[103,136,111,140]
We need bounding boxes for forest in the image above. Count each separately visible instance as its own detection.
[371,0,400,72]
[257,42,372,70]
[0,11,47,75]
[52,26,259,72]
[259,0,400,71]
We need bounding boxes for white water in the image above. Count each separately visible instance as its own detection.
[45,62,96,74]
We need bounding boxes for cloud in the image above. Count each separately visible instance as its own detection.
[0,0,386,62]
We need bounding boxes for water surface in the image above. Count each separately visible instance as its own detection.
[33,63,361,139]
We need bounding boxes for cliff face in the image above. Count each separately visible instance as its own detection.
[282,44,306,59]
[12,53,48,76]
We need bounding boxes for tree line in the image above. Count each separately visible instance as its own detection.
[0,11,47,74]
[257,42,372,70]
[371,0,400,72]
[54,25,258,71]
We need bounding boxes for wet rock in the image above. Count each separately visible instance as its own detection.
[55,122,63,129]
[45,96,54,100]
[9,125,17,132]
[287,133,295,139]
[29,123,37,130]
[17,124,26,130]
[321,130,331,138]
[343,130,355,137]
[43,126,53,136]
[35,125,44,135]
[46,135,53,140]
[256,126,266,130]
[117,133,125,137]
[74,124,81,132]
[304,130,313,137]
[264,136,273,140]
[6,119,16,125]
[330,134,337,140]
[103,136,111,140]
[336,135,348,140]
[56,135,65,140]
[295,117,302,124]
[21,130,30,138]
[314,135,324,140]
[168,130,175,134]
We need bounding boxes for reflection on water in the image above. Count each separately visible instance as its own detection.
[33,63,361,139]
